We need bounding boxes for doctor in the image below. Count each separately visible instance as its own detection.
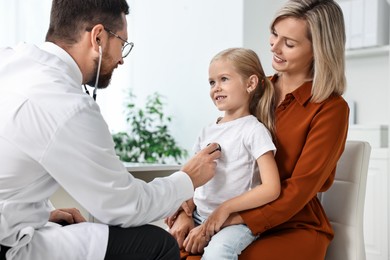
[0,0,220,259]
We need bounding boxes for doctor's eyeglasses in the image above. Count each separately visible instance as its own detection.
[105,28,134,58]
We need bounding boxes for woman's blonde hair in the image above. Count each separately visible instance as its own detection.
[211,48,275,135]
[271,0,346,102]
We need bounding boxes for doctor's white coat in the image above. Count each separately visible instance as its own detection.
[0,42,193,260]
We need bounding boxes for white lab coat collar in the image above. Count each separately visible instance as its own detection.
[40,42,83,87]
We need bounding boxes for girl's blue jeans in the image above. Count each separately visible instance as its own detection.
[193,210,258,260]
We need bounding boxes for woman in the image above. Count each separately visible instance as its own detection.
[168,0,349,259]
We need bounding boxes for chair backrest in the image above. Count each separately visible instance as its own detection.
[318,140,371,260]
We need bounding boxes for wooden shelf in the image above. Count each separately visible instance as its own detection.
[346,45,390,59]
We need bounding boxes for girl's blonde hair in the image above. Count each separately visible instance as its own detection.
[271,0,346,102]
[211,48,275,135]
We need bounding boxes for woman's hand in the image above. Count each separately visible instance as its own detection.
[183,224,210,254]
[168,210,195,249]
[49,208,86,225]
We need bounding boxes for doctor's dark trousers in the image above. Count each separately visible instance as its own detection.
[104,224,180,260]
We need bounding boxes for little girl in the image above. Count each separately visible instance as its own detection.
[182,48,281,259]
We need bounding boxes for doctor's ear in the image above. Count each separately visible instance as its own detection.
[89,24,105,49]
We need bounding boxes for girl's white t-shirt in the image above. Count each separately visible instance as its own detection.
[193,115,276,219]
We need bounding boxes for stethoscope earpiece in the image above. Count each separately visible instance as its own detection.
[84,40,103,101]
[92,46,102,101]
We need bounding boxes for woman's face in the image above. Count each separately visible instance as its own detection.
[269,17,313,77]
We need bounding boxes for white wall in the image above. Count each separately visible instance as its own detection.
[243,0,285,75]
[0,0,51,46]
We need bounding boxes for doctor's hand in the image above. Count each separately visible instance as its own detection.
[181,143,221,189]
[49,208,87,225]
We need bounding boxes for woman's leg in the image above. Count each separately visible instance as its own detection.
[202,224,257,260]
[105,224,180,260]
[239,228,330,260]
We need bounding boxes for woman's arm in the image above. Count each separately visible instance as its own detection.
[204,151,280,236]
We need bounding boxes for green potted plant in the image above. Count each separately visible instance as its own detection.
[112,90,188,164]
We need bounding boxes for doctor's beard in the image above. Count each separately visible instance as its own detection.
[86,52,115,89]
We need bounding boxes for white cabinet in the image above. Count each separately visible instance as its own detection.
[363,148,389,260]
[338,0,389,49]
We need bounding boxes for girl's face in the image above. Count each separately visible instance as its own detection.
[208,59,251,119]
[269,17,313,77]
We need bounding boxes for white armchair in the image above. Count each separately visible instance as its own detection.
[319,140,371,260]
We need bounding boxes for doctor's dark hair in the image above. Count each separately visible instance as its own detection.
[271,0,346,102]
[210,48,276,135]
[46,0,129,45]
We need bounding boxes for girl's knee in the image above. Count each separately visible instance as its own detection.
[202,242,238,260]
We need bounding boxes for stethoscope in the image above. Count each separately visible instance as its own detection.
[83,45,102,101]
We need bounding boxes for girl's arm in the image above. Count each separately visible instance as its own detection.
[223,151,280,211]
[204,151,280,236]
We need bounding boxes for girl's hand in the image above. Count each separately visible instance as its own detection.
[204,205,230,237]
